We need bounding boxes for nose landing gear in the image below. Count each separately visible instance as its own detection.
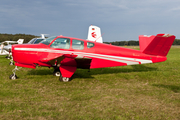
[9,66,21,80]
[9,74,17,80]
[9,59,14,65]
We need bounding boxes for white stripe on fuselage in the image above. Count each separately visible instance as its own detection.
[14,48,152,65]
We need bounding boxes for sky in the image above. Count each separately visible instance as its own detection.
[0,0,180,42]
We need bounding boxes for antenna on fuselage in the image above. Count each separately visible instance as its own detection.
[95,33,104,42]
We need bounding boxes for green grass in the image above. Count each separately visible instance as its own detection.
[0,46,180,119]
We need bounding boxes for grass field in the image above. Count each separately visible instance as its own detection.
[0,46,180,120]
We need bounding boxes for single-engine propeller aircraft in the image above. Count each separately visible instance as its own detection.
[7,34,47,65]
[10,26,175,82]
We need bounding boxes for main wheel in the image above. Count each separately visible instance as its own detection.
[59,76,70,82]
[53,71,61,76]
[9,74,17,80]
[53,68,61,77]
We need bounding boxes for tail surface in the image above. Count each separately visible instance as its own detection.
[41,34,48,39]
[87,25,103,43]
[17,39,24,44]
[139,34,175,56]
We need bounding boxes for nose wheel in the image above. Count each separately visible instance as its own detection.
[9,74,17,80]
[9,66,21,80]
[9,56,14,65]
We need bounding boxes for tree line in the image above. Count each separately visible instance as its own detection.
[0,33,180,46]
[104,40,139,46]
[0,33,38,43]
[104,39,180,46]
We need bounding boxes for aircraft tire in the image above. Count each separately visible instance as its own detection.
[9,62,14,66]
[6,56,10,59]
[9,74,17,80]
[59,76,70,82]
[53,71,61,77]
[53,67,61,77]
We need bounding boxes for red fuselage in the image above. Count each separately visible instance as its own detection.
[12,36,167,70]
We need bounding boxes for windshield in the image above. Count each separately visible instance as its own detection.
[40,36,57,45]
[34,39,44,44]
[28,38,37,44]
[50,38,70,49]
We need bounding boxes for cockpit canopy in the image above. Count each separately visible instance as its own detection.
[40,36,95,50]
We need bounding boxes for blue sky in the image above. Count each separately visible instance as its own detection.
[0,0,180,42]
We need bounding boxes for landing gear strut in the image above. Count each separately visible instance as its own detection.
[9,66,21,80]
[9,57,14,65]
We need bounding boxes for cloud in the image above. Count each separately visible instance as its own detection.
[0,0,180,41]
[169,6,180,11]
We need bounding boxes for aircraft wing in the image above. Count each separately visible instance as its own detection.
[39,53,92,69]
[2,41,17,44]
[3,45,12,51]
[39,55,64,67]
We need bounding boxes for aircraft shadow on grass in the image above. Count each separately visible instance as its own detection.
[27,64,157,79]
[74,64,157,78]
[27,69,54,76]
[152,84,180,93]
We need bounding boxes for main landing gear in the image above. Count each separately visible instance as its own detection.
[53,67,71,82]
[53,67,61,77]
[9,66,21,80]
[9,66,73,82]
[59,76,70,82]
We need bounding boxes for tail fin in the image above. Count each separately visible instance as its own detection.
[41,34,48,39]
[139,34,175,56]
[87,25,103,43]
[17,39,24,44]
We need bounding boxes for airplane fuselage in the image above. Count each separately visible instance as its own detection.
[12,36,166,70]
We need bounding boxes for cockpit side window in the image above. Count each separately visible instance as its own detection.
[72,40,84,50]
[50,38,70,49]
[87,42,95,48]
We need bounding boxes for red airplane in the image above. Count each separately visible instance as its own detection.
[10,32,175,82]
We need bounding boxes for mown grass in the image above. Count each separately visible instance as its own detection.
[0,46,180,120]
